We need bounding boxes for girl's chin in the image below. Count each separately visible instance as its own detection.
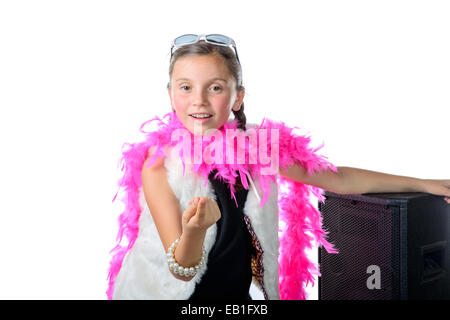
[188,118,215,133]
[186,126,222,137]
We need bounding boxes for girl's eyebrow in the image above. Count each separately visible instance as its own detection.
[175,77,228,83]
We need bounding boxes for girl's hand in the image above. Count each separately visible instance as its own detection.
[181,197,221,236]
[421,179,450,204]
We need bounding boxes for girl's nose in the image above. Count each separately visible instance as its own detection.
[192,89,208,106]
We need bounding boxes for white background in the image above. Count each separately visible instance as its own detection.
[0,0,448,299]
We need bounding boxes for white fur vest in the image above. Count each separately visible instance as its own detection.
[112,148,280,300]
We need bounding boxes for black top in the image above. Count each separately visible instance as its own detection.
[188,170,254,301]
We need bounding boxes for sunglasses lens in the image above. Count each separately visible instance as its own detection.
[206,34,231,45]
[174,34,198,46]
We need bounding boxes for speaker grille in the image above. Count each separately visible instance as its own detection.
[319,195,401,300]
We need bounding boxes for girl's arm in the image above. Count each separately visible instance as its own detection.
[335,166,425,194]
[141,146,221,282]
[142,154,199,281]
[280,164,450,203]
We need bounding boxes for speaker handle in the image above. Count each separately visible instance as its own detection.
[419,240,447,284]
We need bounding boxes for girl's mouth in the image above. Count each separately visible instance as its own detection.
[190,113,212,122]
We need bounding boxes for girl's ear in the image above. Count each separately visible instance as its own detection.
[232,89,245,111]
[168,89,175,112]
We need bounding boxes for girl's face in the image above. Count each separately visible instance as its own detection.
[168,54,244,135]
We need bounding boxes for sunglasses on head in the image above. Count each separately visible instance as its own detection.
[170,34,241,64]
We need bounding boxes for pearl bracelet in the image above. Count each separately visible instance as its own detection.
[166,237,206,277]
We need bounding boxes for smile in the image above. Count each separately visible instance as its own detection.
[190,114,212,119]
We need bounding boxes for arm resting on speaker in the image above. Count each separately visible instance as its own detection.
[337,167,450,202]
[279,164,449,197]
[334,166,427,194]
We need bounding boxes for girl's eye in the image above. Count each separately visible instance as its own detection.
[180,85,190,91]
[210,86,222,92]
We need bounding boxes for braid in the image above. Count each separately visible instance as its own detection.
[231,101,247,190]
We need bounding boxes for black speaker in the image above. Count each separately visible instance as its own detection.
[318,191,450,300]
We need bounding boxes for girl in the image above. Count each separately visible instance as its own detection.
[107,34,450,300]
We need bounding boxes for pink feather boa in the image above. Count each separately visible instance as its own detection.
[106,111,338,300]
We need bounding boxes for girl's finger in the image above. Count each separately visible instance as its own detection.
[196,198,206,216]
[183,201,198,223]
